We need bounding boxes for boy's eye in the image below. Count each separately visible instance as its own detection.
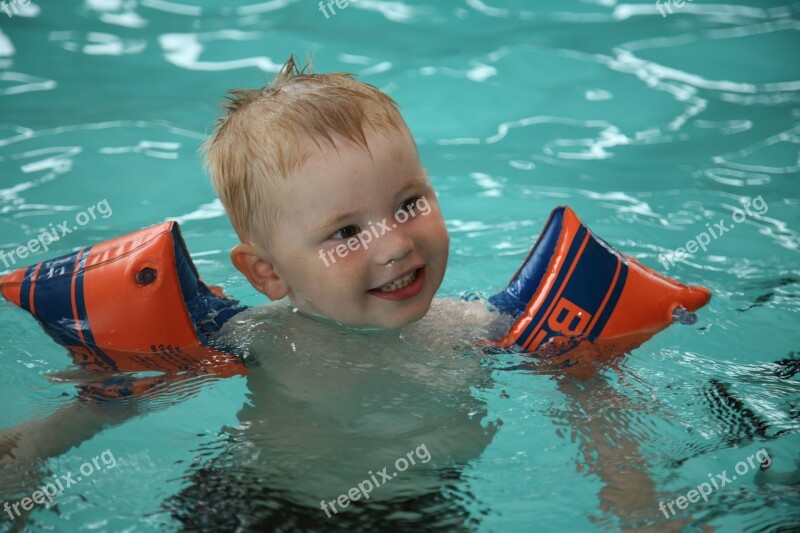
[330,225,360,240]
[398,196,423,214]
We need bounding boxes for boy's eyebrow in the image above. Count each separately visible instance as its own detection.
[394,178,429,199]
[314,210,360,235]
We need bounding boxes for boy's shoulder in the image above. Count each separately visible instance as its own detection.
[214,297,512,366]
[423,297,512,341]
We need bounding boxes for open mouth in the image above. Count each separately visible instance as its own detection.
[367,266,426,301]
[375,269,418,292]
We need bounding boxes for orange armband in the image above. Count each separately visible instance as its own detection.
[0,222,246,378]
[488,207,711,357]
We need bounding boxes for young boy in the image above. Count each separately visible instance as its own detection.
[180,56,523,512]
[0,57,668,529]
[203,55,497,331]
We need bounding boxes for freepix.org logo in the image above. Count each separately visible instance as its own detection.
[320,443,431,518]
[318,195,431,267]
[656,0,694,18]
[0,199,112,270]
[657,195,768,271]
[658,448,771,519]
[0,0,33,18]
[318,0,359,19]
[3,449,117,521]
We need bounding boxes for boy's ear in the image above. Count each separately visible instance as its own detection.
[230,243,289,300]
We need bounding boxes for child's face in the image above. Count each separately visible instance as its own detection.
[261,126,449,329]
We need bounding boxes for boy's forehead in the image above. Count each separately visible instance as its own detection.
[278,129,425,228]
[290,127,420,190]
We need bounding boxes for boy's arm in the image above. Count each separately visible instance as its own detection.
[0,394,137,467]
[557,377,705,531]
[0,371,207,493]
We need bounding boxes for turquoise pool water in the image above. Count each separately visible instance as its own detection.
[1,0,799,531]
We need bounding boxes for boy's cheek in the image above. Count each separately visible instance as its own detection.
[418,217,449,251]
[429,213,450,245]
[313,251,367,287]
[317,244,366,266]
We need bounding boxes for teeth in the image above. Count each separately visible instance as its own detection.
[378,269,418,292]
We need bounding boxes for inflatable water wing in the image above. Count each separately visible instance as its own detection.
[1,207,711,375]
[0,222,246,377]
[489,206,712,356]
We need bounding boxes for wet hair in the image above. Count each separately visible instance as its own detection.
[201,54,407,248]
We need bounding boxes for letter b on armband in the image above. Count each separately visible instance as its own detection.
[548,297,592,336]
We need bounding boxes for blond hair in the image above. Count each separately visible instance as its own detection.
[201,55,407,249]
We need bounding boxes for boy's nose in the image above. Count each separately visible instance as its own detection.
[373,224,414,265]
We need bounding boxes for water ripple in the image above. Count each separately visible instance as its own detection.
[159,31,282,72]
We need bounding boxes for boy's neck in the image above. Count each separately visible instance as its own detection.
[290,305,401,334]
